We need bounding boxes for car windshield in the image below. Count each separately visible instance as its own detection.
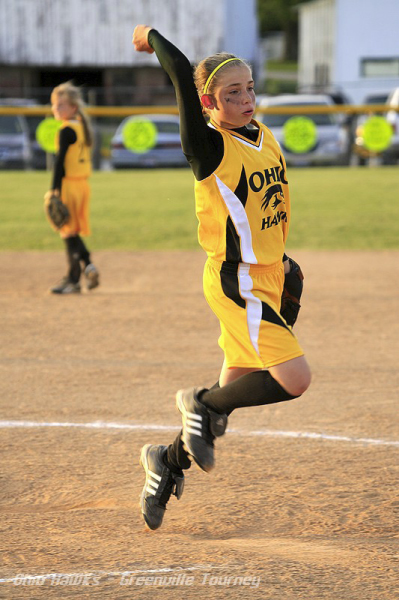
[153,121,179,134]
[0,116,23,134]
[365,95,388,104]
[260,103,335,127]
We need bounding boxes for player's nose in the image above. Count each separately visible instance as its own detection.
[242,91,252,104]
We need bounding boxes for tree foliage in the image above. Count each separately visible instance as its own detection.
[257,0,311,59]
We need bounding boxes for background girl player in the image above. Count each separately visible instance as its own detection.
[133,26,311,530]
[45,82,99,294]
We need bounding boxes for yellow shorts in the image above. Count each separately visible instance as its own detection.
[59,177,91,238]
[203,257,304,369]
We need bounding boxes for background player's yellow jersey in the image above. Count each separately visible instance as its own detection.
[195,119,290,266]
[58,120,91,179]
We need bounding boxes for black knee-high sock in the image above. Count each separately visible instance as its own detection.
[65,237,81,283]
[166,381,220,473]
[75,235,91,267]
[166,432,192,473]
[200,370,298,415]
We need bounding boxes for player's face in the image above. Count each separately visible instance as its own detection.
[210,65,255,129]
[51,97,77,121]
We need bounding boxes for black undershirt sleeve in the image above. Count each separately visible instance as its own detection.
[51,126,77,190]
[148,29,224,181]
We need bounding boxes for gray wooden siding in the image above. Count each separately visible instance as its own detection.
[0,0,224,66]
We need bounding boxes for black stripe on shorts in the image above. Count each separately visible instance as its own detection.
[261,301,293,333]
[220,262,246,309]
[220,262,293,334]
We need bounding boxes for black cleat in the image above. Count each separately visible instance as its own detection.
[51,277,81,294]
[176,387,228,473]
[84,264,100,290]
[139,444,184,531]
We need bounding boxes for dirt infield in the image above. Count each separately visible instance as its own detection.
[1,249,398,599]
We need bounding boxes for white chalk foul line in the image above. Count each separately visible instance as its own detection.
[0,420,180,432]
[1,420,398,447]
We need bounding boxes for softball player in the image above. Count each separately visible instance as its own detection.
[45,82,99,294]
[133,26,311,530]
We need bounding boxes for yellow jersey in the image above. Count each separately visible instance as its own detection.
[57,120,91,179]
[195,119,290,266]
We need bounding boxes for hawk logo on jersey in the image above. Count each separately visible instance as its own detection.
[261,183,284,211]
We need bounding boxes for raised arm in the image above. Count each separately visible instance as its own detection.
[132,26,224,180]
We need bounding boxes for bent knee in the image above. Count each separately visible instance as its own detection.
[269,357,312,398]
[285,369,312,397]
[289,379,311,397]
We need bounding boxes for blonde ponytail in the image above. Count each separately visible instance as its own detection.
[51,81,93,146]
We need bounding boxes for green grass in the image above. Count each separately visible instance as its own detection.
[0,167,398,251]
[286,167,399,250]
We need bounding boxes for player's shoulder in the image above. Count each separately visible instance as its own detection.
[60,120,80,140]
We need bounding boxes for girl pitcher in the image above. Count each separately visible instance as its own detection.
[133,26,311,530]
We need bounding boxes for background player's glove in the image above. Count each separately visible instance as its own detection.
[44,191,70,230]
[281,257,304,327]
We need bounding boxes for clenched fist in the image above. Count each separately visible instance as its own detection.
[132,25,154,53]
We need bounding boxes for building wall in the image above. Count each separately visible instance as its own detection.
[0,0,258,104]
[0,0,257,68]
[298,0,335,92]
[335,0,399,103]
[298,0,399,104]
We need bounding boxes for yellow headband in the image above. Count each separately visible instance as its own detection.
[203,58,242,95]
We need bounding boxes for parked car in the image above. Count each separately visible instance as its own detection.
[298,86,354,125]
[256,94,351,166]
[361,93,389,107]
[352,90,398,165]
[0,99,49,169]
[110,114,187,168]
[25,114,48,170]
[0,113,32,169]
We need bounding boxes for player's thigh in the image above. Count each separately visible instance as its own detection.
[219,359,261,386]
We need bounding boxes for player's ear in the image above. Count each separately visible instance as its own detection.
[201,94,214,109]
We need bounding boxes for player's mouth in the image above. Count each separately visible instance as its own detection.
[243,109,254,117]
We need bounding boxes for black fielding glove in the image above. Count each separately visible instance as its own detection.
[44,191,70,230]
[281,258,304,327]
